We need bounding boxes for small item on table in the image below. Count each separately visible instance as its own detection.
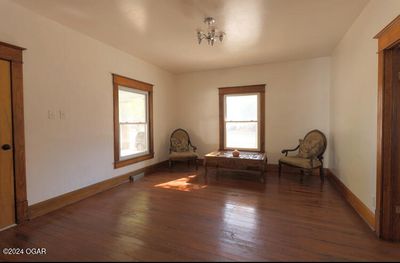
[232,149,240,157]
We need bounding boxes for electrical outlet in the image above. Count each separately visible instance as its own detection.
[59,110,66,120]
[47,110,55,120]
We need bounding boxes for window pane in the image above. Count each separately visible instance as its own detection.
[119,87,147,123]
[120,123,148,158]
[226,94,258,121]
[226,122,258,149]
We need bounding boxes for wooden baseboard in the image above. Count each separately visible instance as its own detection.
[28,160,168,219]
[267,163,329,175]
[327,169,375,230]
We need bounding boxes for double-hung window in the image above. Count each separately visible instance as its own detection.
[113,74,154,168]
[219,85,265,152]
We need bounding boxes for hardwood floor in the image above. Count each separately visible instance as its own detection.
[1,166,400,261]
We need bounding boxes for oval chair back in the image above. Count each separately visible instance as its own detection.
[302,129,327,160]
[170,128,191,153]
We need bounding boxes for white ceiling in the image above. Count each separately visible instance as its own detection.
[14,0,368,74]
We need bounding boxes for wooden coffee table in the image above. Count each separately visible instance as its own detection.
[204,151,267,184]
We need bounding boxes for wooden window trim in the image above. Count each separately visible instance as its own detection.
[0,41,27,223]
[219,84,266,153]
[112,74,154,169]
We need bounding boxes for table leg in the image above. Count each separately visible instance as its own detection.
[261,164,266,184]
[205,164,208,184]
[261,170,266,184]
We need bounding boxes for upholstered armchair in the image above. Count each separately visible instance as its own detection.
[169,128,198,170]
[279,129,327,182]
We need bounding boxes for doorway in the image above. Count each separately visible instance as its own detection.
[375,16,400,241]
[0,41,27,228]
[0,59,15,229]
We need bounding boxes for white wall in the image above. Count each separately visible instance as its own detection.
[0,0,177,205]
[3,0,393,212]
[330,0,400,212]
[176,57,331,165]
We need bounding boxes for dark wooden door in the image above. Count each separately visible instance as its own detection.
[0,58,15,229]
[391,45,400,240]
[380,44,400,241]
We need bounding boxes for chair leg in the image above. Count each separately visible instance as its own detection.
[195,158,198,170]
[320,166,325,183]
[301,169,311,183]
[169,160,172,168]
[278,161,282,177]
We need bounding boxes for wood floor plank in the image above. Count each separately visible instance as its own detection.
[0,165,400,261]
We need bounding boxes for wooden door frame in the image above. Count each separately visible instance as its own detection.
[375,15,400,240]
[0,41,28,223]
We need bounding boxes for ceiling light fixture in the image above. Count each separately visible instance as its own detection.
[197,17,225,46]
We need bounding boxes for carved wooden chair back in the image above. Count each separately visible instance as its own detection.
[170,128,192,152]
[301,129,327,160]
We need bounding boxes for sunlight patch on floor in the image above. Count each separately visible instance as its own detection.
[154,175,207,192]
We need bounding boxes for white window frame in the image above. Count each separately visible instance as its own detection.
[223,93,261,151]
[118,86,150,160]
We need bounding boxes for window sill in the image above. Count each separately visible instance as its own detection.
[114,152,154,169]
